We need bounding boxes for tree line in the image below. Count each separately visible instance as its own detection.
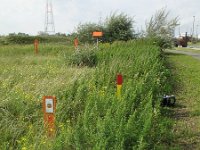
[72,8,179,49]
[0,8,179,48]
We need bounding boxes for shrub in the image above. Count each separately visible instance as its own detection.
[76,23,104,43]
[0,37,9,45]
[75,12,135,43]
[146,8,179,49]
[69,48,97,67]
[105,12,135,42]
[152,37,173,49]
[2,35,70,45]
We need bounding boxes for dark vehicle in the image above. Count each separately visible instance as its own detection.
[174,32,190,47]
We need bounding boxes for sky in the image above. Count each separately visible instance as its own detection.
[0,0,199,36]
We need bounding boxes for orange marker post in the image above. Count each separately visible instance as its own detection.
[34,39,39,54]
[117,74,123,98]
[42,96,56,137]
[74,38,79,50]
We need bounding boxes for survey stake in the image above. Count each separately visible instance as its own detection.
[42,96,56,137]
[117,74,123,98]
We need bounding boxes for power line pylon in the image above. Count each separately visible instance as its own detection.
[44,0,55,34]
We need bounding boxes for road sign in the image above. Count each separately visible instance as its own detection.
[92,32,103,47]
[92,31,103,37]
[42,96,56,137]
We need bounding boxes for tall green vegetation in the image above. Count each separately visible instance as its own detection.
[0,40,172,149]
[76,23,104,43]
[76,12,134,43]
[104,13,134,41]
[0,35,70,45]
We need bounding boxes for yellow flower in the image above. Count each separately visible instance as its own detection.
[22,147,27,150]
[99,90,105,96]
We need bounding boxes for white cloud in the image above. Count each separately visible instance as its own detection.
[0,0,199,35]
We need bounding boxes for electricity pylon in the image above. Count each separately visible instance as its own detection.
[44,0,55,34]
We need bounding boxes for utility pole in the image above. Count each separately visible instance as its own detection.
[192,16,195,41]
[44,0,55,34]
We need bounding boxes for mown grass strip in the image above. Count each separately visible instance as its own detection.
[166,52,200,149]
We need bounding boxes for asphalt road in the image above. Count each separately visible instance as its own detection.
[165,49,200,60]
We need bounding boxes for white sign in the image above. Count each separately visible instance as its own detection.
[45,99,54,113]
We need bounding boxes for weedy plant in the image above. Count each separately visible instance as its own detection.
[0,40,172,149]
[69,47,98,67]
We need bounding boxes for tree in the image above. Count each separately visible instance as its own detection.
[75,12,135,43]
[76,23,104,43]
[146,8,179,48]
[146,8,178,38]
[105,12,134,42]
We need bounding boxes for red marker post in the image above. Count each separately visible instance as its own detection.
[34,39,39,54]
[117,74,123,98]
[42,96,56,137]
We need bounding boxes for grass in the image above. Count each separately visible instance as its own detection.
[165,52,200,149]
[0,43,92,149]
[1,40,173,149]
[188,41,200,46]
